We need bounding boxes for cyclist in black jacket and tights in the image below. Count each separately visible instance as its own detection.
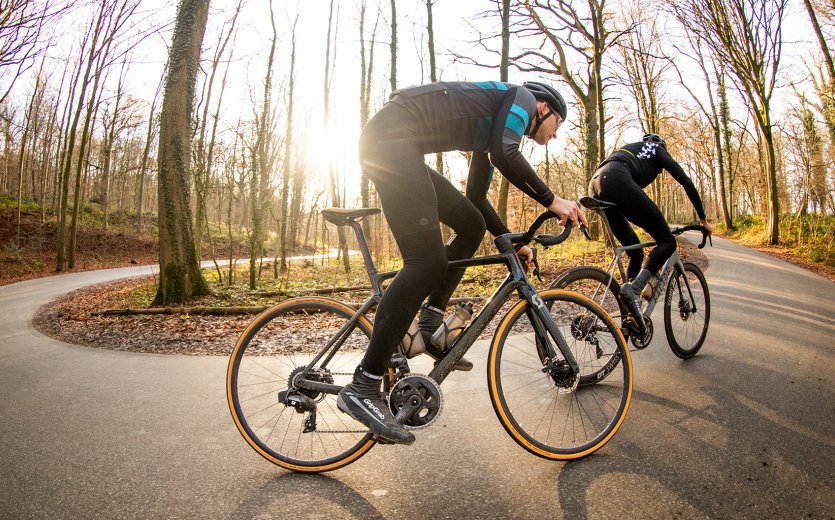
[589,134,713,332]
[337,81,587,444]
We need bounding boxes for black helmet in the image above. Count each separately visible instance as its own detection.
[523,81,567,121]
[642,133,667,149]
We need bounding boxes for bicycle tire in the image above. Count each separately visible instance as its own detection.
[550,266,626,385]
[227,297,377,473]
[664,262,710,359]
[487,289,632,460]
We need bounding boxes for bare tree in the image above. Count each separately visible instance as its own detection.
[803,0,835,155]
[496,0,512,224]
[194,0,242,257]
[515,0,630,183]
[0,0,66,105]
[669,27,735,229]
[671,0,788,243]
[248,0,278,289]
[155,0,211,304]
[358,0,381,241]
[323,0,350,272]
[135,66,165,231]
[278,12,299,272]
[389,0,397,92]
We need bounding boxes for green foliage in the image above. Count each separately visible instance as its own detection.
[721,213,834,267]
[0,193,41,212]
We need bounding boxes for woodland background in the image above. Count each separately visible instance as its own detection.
[1,0,833,299]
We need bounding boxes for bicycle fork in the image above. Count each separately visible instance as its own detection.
[518,284,581,377]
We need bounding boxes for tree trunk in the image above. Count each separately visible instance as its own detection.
[249,0,277,290]
[154,0,211,305]
[279,13,298,272]
[135,70,164,231]
[56,12,105,271]
[389,0,397,92]
[497,0,510,223]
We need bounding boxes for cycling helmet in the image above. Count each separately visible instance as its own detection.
[523,81,567,121]
[642,133,667,149]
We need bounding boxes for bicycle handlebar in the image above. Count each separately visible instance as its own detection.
[671,225,712,249]
[520,210,574,247]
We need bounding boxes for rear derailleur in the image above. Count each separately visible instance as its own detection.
[278,367,334,433]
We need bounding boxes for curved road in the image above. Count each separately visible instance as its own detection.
[1,236,833,519]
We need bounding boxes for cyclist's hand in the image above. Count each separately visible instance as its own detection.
[547,197,588,228]
[517,245,534,270]
[700,219,713,237]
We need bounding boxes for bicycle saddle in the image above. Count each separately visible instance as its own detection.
[579,196,617,210]
[321,207,381,225]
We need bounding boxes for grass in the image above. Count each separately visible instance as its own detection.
[717,213,834,267]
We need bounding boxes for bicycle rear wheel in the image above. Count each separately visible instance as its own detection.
[227,297,377,473]
[664,262,710,359]
[550,267,626,385]
[488,289,632,460]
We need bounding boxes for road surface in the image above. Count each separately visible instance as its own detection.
[1,236,832,519]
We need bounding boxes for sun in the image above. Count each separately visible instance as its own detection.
[301,116,364,201]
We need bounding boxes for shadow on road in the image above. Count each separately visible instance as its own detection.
[553,354,834,520]
[230,472,385,519]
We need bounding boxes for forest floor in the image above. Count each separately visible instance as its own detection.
[3,207,831,356]
[0,208,159,285]
[35,230,706,357]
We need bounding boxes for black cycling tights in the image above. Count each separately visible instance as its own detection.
[590,162,676,281]
[358,103,487,376]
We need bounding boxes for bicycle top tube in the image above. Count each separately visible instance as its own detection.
[322,207,577,280]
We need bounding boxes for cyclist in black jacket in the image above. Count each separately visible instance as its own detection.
[337,81,587,444]
[589,133,713,332]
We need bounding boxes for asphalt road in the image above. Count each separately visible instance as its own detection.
[1,236,833,519]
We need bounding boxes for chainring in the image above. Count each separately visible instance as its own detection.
[630,315,654,349]
[387,373,443,430]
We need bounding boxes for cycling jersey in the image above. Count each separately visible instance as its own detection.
[389,81,555,233]
[600,141,706,220]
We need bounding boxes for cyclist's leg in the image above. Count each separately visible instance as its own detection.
[591,164,643,281]
[425,165,486,309]
[339,104,449,444]
[616,184,676,277]
[594,166,663,331]
[414,167,484,369]
[604,207,643,281]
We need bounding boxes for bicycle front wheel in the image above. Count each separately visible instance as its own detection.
[488,289,632,460]
[664,262,710,359]
[227,297,377,473]
[550,266,626,385]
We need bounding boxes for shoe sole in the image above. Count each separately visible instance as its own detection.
[336,393,415,445]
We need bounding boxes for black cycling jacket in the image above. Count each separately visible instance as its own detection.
[600,141,706,219]
[388,81,555,236]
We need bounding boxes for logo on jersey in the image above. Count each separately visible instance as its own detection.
[636,142,659,160]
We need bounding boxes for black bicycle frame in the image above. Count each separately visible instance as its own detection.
[295,218,580,397]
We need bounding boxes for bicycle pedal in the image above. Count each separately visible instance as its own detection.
[372,434,395,445]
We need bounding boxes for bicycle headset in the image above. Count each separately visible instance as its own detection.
[523,81,567,137]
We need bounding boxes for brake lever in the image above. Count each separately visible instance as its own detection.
[580,223,592,241]
[531,247,542,282]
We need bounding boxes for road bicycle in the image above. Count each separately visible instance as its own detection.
[227,207,632,473]
[551,197,710,370]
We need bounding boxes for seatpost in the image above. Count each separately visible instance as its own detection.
[348,219,378,278]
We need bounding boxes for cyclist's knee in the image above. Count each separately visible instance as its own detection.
[654,236,676,258]
[448,199,486,248]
